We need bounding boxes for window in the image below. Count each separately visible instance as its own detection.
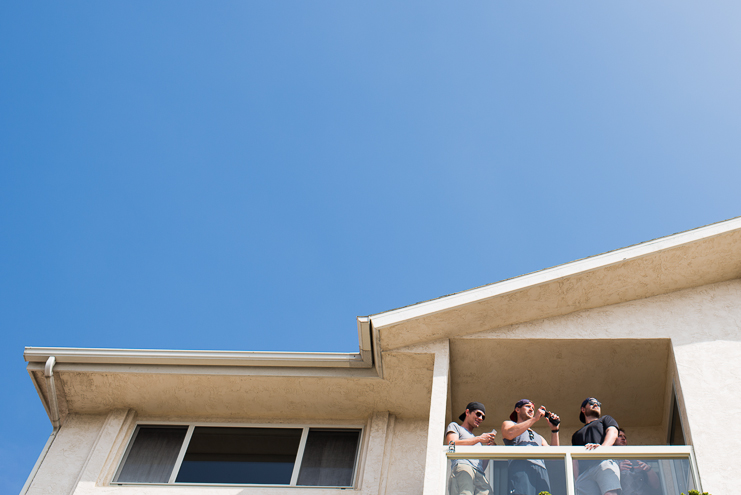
[114,424,363,487]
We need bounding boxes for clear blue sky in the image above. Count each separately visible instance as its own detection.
[1,1,740,492]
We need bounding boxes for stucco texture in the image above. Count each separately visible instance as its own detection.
[456,279,741,493]
[28,413,107,495]
[52,352,434,420]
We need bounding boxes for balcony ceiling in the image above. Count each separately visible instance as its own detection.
[448,338,671,442]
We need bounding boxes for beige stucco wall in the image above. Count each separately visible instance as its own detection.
[27,413,107,494]
[26,410,429,495]
[462,278,741,493]
[385,418,428,495]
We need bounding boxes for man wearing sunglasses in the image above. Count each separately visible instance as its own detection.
[501,399,561,495]
[445,402,497,495]
[571,398,621,495]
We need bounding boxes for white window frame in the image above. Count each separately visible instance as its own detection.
[112,421,365,488]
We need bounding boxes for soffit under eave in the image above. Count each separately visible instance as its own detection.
[26,352,435,420]
[372,226,741,351]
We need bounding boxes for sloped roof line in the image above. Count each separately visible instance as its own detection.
[368,215,741,327]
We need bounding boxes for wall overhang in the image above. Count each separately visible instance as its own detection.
[370,217,741,350]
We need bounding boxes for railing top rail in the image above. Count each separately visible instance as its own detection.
[445,445,694,459]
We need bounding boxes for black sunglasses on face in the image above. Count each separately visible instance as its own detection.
[474,411,485,420]
[588,400,602,407]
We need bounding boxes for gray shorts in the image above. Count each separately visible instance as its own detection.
[576,459,621,495]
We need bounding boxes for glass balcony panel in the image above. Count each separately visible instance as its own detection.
[446,457,567,495]
[572,456,696,495]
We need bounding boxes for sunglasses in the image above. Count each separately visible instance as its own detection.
[474,411,485,420]
[587,400,601,407]
[528,430,534,441]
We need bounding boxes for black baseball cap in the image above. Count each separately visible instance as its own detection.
[459,402,486,422]
[509,399,533,422]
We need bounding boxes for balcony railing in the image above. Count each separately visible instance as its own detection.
[444,446,700,495]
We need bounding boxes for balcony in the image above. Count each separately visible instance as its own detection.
[444,445,699,495]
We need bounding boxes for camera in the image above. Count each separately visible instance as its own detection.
[544,411,561,426]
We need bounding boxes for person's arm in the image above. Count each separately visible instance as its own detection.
[445,431,495,446]
[635,461,661,490]
[601,426,618,447]
[585,418,619,450]
[501,407,546,440]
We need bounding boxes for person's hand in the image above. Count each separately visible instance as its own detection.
[488,431,497,445]
[585,443,600,450]
[536,406,547,421]
[619,460,632,471]
[479,433,496,445]
[635,461,651,471]
[546,412,560,430]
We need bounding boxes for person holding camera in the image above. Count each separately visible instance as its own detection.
[501,399,561,495]
[616,428,660,495]
[571,397,621,495]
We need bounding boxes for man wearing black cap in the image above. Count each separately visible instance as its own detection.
[501,399,561,495]
[571,398,621,495]
[445,402,496,495]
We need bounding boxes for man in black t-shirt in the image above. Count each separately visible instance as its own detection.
[571,398,621,495]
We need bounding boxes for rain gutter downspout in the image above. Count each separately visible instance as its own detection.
[20,356,61,495]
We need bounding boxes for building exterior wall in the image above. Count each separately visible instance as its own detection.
[25,279,741,494]
[26,410,430,495]
[467,278,741,493]
[27,413,107,495]
[385,418,428,495]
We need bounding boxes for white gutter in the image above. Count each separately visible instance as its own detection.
[44,356,61,428]
[24,317,377,370]
[21,357,61,495]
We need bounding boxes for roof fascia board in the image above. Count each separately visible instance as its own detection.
[25,345,372,370]
[370,217,741,329]
[25,361,381,378]
[24,316,376,372]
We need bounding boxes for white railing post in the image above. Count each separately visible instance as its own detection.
[564,451,575,495]
[422,341,450,495]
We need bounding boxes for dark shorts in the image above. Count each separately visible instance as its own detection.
[508,460,551,495]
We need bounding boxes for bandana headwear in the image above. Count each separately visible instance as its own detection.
[509,399,533,422]
[458,401,486,422]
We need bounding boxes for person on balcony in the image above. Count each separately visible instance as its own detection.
[571,397,621,495]
[500,399,561,495]
[615,428,661,495]
[445,401,497,495]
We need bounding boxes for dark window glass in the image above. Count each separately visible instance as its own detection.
[175,427,303,484]
[116,426,188,483]
[669,393,686,445]
[297,429,361,487]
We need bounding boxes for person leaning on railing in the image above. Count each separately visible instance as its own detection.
[445,402,497,495]
[571,398,621,495]
[500,399,561,495]
[615,428,661,495]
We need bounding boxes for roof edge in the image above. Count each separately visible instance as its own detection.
[25,317,377,371]
[24,346,371,368]
[369,215,741,328]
